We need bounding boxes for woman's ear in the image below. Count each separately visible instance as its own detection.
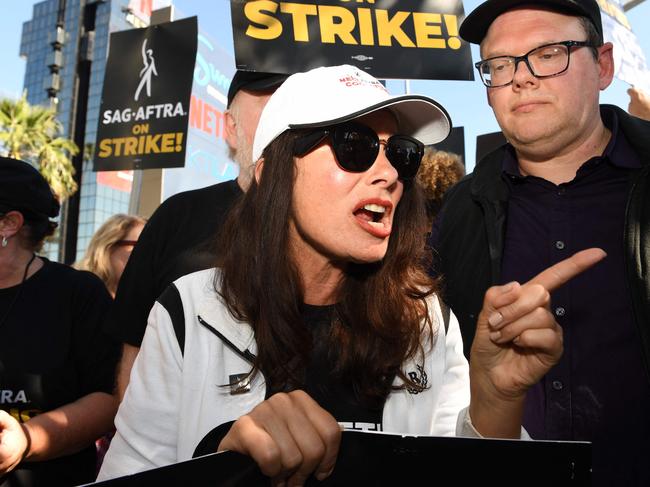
[254,158,265,184]
[0,211,25,238]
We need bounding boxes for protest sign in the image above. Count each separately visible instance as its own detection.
[599,0,650,92]
[94,17,198,171]
[230,0,474,81]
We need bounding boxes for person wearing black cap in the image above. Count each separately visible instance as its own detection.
[430,1,650,485]
[0,157,120,486]
[105,70,288,400]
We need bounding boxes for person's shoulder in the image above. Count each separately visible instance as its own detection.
[605,104,650,164]
[159,180,241,213]
[142,180,241,234]
[608,104,650,133]
[173,267,219,298]
[449,146,506,197]
[441,171,474,203]
[43,259,110,293]
[43,258,94,280]
[154,268,220,330]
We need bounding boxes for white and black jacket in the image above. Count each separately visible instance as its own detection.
[98,268,474,480]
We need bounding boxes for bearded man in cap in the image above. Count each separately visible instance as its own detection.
[429,1,650,485]
[106,71,287,399]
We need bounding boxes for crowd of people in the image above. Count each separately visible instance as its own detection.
[2,1,650,486]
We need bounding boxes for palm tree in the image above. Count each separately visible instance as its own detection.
[0,93,79,201]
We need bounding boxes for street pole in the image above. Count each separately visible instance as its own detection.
[59,0,101,264]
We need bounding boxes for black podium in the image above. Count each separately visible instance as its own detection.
[87,430,591,486]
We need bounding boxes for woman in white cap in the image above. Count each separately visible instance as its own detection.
[98,65,604,484]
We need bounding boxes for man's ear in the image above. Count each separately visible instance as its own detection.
[254,158,265,184]
[224,110,237,151]
[597,42,615,91]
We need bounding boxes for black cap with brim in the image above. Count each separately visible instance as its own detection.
[226,70,289,108]
[459,0,603,45]
[0,157,60,220]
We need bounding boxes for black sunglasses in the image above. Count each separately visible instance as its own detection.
[293,121,425,180]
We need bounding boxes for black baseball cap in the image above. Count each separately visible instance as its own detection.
[226,70,289,108]
[459,0,603,45]
[0,157,60,220]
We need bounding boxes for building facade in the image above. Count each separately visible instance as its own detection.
[20,0,150,261]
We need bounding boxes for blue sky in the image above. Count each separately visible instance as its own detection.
[1,0,649,169]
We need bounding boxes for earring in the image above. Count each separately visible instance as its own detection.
[1,235,8,248]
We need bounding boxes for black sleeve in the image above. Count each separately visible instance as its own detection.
[192,421,235,458]
[104,197,178,346]
[71,271,121,396]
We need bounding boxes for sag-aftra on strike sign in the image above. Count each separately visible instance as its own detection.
[230,0,474,81]
[94,17,198,171]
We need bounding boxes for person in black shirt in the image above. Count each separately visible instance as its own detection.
[0,157,120,486]
[106,70,288,399]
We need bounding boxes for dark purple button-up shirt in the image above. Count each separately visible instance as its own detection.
[500,107,650,486]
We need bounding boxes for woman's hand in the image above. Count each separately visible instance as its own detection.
[0,410,29,475]
[469,248,606,438]
[218,390,342,486]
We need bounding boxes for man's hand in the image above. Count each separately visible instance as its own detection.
[628,87,650,121]
[218,390,341,486]
[0,410,29,475]
[469,248,606,437]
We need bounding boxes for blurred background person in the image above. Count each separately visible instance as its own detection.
[628,86,650,121]
[73,213,145,472]
[75,214,147,297]
[416,148,465,227]
[0,157,120,486]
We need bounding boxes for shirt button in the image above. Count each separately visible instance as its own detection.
[555,241,565,250]
[555,307,565,317]
[552,380,564,391]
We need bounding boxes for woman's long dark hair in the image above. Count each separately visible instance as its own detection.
[215,128,439,406]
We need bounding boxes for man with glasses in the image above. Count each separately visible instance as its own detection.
[429,1,650,485]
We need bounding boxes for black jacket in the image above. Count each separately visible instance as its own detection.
[431,105,650,386]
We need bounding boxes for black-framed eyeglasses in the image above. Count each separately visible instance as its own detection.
[475,40,595,88]
[293,121,425,180]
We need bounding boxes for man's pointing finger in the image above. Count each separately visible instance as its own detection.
[526,248,607,293]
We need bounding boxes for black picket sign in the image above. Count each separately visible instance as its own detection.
[94,17,198,171]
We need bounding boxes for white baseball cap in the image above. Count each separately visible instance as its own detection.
[252,64,452,163]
